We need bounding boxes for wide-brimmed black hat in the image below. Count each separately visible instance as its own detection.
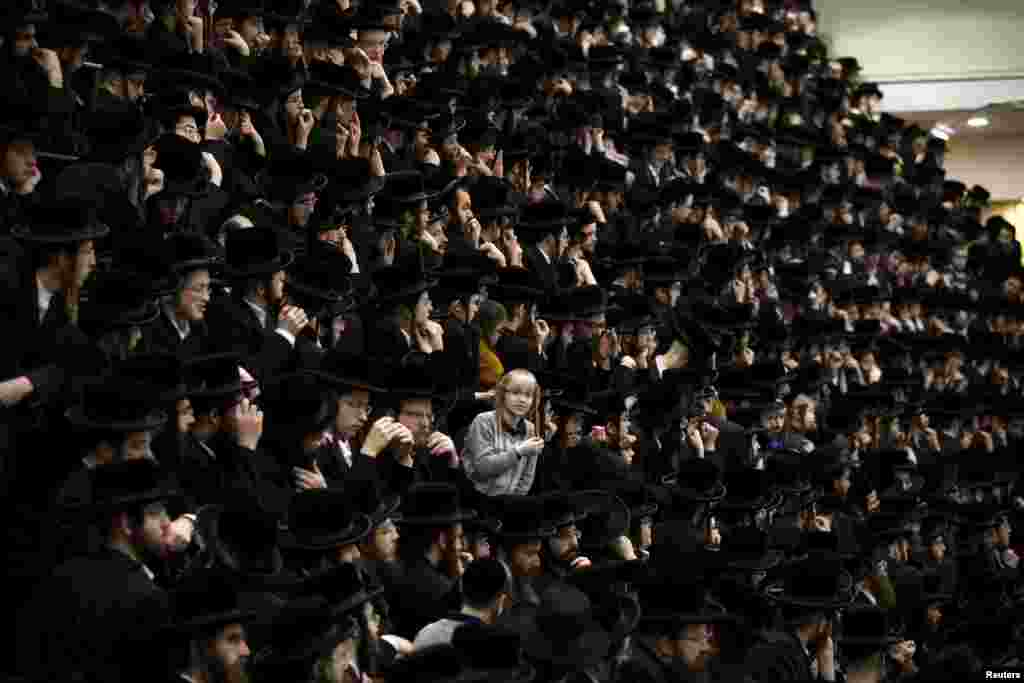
[150,133,210,197]
[82,101,155,164]
[768,552,855,609]
[162,568,261,635]
[261,372,336,437]
[541,285,607,321]
[716,526,783,573]
[308,347,386,394]
[265,149,329,202]
[163,232,223,278]
[111,353,187,403]
[66,376,168,433]
[491,267,546,303]
[378,169,439,206]
[494,495,556,542]
[224,226,295,278]
[256,596,361,668]
[516,200,570,242]
[637,576,737,629]
[575,490,631,553]
[291,562,385,617]
[198,487,285,579]
[219,68,262,112]
[521,584,611,669]
[719,468,784,512]
[84,458,179,511]
[150,52,225,98]
[306,60,371,100]
[331,157,388,202]
[662,458,727,503]
[77,268,162,335]
[281,489,374,551]
[183,352,244,400]
[286,240,355,307]
[11,197,110,244]
[371,255,438,303]
[398,483,478,527]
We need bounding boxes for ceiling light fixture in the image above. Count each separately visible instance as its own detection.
[966,116,991,128]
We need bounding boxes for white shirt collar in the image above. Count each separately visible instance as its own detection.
[537,245,551,264]
[36,276,57,322]
[245,298,268,328]
[163,301,190,340]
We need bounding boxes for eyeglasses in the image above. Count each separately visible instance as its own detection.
[184,283,213,296]
[340,396,372,414]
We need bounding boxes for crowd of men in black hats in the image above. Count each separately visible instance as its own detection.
[0,0,1022,681]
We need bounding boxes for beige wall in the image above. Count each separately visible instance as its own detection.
[816,0,1024,82]
[942,135,1024,202]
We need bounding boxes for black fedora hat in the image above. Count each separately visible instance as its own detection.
[331,157,387,202]
[521,584,611,669]
[575,490,631,554]
[769,552,854,609]
[491,267,546,303]
[220,68,262,112]
[306,60,371,100]
[198,487,285,579]
[719,468,784,512]
[541,285,607,321]
[398,483,478,527]
[286,240,354,307]
[662,458,726,503]
[183,352,244,399]
[82,102,155,164]
[291,562,384,617]
[371,255,438,304]
[224,226,295,278]
[163,232,223,277]
[11,196,110,244]
[77,268,161,335]
[256,596,361,668]
[265,149,329,202]
[378,169,439,206]
[637,576,736,628]
[308,347,386,394]
[150,133,209,197]
[494,495,556,542]
[281,489,374,551]
[111,353,187,403]
[66,376,168,433]
[716,526,783,573]
[162,568,261,635]
[84,458,179,511]
[260,372,336,437]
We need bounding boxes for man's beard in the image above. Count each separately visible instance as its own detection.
[206,656,249,683]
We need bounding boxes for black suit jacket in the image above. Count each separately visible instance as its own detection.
[139,308,209,358]
[523,245,558,294]
[205,294,308,382]
[17,547,170,683]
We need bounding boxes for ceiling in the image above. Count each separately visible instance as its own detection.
[899,109,1024,139]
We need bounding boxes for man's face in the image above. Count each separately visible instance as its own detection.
[997,519,1012,547]
[329,637,358,683]
[177,399,196,434]
[123,74,146,102]
[13,24,38,57]
[676,623,714,672]
[766,413,785,432]
[398,398,433,446]
[790,398,816,432]
[335,543,361,564]
[454,189,474,225]
[369,520,399,562]
[267,270,287,306]
[928,537,946,562]
[580,222,597,255]
[426,220,448,254]
[357,30,389,64]
[336,389,371,437]
[176,269,212,322]
[1,140,37,187]
[509,540,543,577]
[442,523,465,556]
[121,431,154,461]
[205,623,250,683]
[71,240,98,289]
[414,290,433,324]
[549,524,580,564]
[926,605,943,627]
[133,501,172,561]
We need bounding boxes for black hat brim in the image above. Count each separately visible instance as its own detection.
[225,249,296,279]
[65,406,168,433]
[280,513,375,551]
[397,509,479,526]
